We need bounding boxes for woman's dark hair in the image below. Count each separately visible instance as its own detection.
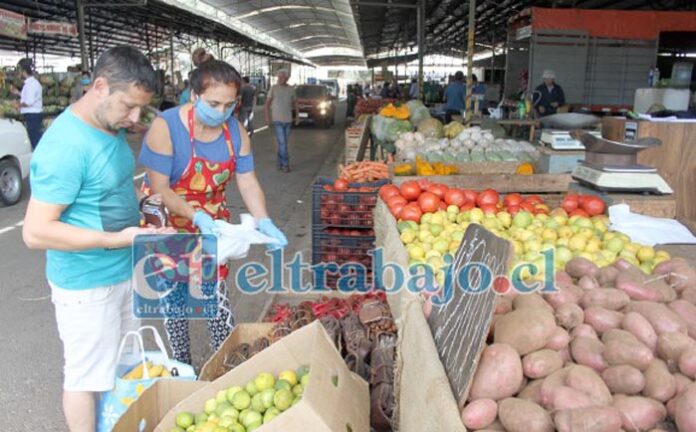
[190,60,243,95]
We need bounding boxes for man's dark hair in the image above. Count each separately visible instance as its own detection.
[93,46,157,93]
[82,70,91,77]
[454,71,464,81]
[242,76,250,83]
[18,58,33,76]
[191,60,242,95]
[472,74,478,82]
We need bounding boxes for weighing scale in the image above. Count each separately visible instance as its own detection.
[541,129,601,150]
[570,130,673,195]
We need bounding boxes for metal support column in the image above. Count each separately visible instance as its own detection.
[169,32,175,79]
[75,0,88,70]
[417,0,425,101]
[465,0,476,121]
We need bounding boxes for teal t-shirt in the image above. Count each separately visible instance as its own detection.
[30,108,140,290]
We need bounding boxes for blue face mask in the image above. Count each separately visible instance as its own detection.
[80,77,91,85]
[194,98,236,127]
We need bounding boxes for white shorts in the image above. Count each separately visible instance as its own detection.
[50,279,141,392]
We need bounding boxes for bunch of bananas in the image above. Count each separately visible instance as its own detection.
[122,361,171,380]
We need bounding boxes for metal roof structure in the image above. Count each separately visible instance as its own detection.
[200,0,366,66]
[0,0,310,68]
[351,0,696,58]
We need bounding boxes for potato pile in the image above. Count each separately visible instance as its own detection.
[461,257,696,432]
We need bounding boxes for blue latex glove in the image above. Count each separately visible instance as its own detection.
[257,218,288,250]
[193,210,219,256]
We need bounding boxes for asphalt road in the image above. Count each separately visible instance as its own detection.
[0,102,347,430]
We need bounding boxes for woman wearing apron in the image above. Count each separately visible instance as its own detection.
[139,59,287,363]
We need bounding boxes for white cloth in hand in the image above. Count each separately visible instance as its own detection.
[215,214,280,263]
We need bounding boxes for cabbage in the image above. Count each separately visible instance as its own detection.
[417,118,444,139]
[406,99,431,126]
[371,115,413,142]
[444,121,465,138]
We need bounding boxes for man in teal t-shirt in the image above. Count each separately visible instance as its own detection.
[23,46,159,432]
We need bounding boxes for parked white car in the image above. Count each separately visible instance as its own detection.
[0,117,32,205]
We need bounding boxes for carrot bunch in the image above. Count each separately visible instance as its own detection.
[338,160,389,183]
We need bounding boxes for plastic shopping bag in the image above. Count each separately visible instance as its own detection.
[97,326,196,432]
[214,213,279,263]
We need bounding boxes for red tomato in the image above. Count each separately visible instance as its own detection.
[358,186,373,192]
[386,195,407,208]
[560,196,579,213]
[439,201,447,211]
[427,183,449,199]
[534,204,550,215]
[323,185,334,192]
[525,195,543,205]
[389,203,406,218]
[399,203,423,223]
[462,189,478,204]
[444,188,466,207]
[582,196,606,216]
[520,201,535,213]
[459,201,475,211]
[507,205,520,216]
[379,184,400,201]
[569,208,589,217]
[416,178,432,191]
[417,192,441,213]
[400,181,421,201]
[476,189,499,207]
[480,204,498,214]
[333,178,349,191]
[503,193,523,208]
[579,195,592,206]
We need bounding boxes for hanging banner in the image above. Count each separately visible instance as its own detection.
[0,8,27,40]
[29,20,78,37]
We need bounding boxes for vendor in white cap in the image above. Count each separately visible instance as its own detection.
[535,69,566,117]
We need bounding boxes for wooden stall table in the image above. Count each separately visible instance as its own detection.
[467,118,540,141]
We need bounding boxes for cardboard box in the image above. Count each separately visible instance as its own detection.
[113,380,209,432]
[155,321,370,432]
[199,323,275,382]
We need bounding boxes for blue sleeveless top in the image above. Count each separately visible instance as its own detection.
[138,106,254,185]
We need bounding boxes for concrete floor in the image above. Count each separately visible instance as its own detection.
[0,102,348,430]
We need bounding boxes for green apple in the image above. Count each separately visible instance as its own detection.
[176,412,194,429]
[274,389,294,411]
[226,386,244,403]
[204,399,217,415]
[232,390,251,411]
[242,411,263,428]
[513,211,533,228]
[251,392,266,413]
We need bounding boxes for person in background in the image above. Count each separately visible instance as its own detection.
[443,70,466,123]
[409,78,419,99]
[535,69,566,117]
[160,75,177,111]
[139,60,287,363]
[22,46,161,432]
[471,74,486,96]
[178,73,192,105]
[70,70,91,103]
[389,79,401,99]
[264,69,298,173]
[380,82,390,98]
[239,76,257,136]
[12,61,43,149]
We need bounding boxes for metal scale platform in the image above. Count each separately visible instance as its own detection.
[570,130,673,195]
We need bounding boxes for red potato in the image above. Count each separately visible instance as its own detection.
[544,285,582,310]
[555,270,574,289]
[559,346,572,364]
[678,347,696,378]
[604,339,654,371]
[666,396,679,418]
[682,287,696,304]
[581,288,630,310]
[481,419,506,430]
[550,386,595,410]
[565,365,613,406]
[669,299,696,339]
[513,293,553,311]
[523,349,564,379]
[622,312,658,352]
[643,359,676,402]
[675,385,696,432]
[544,327,571,351]
[493,307,556,355]
[566,257,598,279]
[540,368,570,408]
[584,307,624,335]
[616,273,662,301]
[613,396,667,431]
[650,280,677,303]
[518,379,544,405]
[469,344,524,401]
[656,331,695,364]
[494,296,513,315]
[601,365,645,395]
[460,398,497,430]
[653,257,696,293]
[601,329,639,345]
[674,373,693,395]
[571,324,599,340]
[626,301,687,335]
[497,398,554,432]
[555,303,584,330]
[554,406,623,432]
[578,274,600,290]
[596,265,621,287]
[570,337,607,372]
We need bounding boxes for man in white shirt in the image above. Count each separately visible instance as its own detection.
[13,61,43,149]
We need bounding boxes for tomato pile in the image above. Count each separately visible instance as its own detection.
[560,193,606,217]
[379,180,551,223]
[318,179,380,228]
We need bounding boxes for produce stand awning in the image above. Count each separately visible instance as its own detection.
[0,0,310,66]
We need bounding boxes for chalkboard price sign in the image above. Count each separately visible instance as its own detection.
[427,223,513,408]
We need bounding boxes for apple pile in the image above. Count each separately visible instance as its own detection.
[397,205,667,288]
[169,368,309,432]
